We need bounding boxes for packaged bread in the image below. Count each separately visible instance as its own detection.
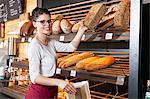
[76,56,100,69]
[52,20,62,34]
[72,21,84,33]
[60,19,73,34]
[58,52,94,68]
[84,56,115,70]
[57,53,79,65]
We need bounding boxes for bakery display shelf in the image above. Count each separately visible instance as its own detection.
[0,85,28,99]
[11,53,129,85]
[11,60,29,69]
[91,91,128,99]
[56,55,129,85]
[15,30,129,43]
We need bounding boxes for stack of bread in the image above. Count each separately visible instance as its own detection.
[57,52,116,70]
[58,52,94,68]
[51,14,85,35]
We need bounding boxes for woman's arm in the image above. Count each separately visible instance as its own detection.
[71,25,88,49]
[35,74,76,94]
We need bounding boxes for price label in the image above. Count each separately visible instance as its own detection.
[105,33,113,40]
[28,37,32,42]
[70,70,76,77]
[81,34,86,41]
[116,76,125,85]
[56,68,61,74]
[59,36,65,41]
[21,38,25,42]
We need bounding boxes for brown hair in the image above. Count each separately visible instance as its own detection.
[32,7,50,21]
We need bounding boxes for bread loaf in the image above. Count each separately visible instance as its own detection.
[57,53,79,65]
[84,4,107,30]
[114,0,130,29]
[60,19,72,34]
[71,21,84,33]
[20,21,35,36]
[70,21,77,25]
[59,52,94,68]
[84,56,115,70]
[52,20,62,34]
[76,56,100,69]
[51,14,64,21]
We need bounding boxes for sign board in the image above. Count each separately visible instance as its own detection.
[0,0,23,22]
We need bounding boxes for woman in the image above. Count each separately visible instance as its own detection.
[25,7,88,99]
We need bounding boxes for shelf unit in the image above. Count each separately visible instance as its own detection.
[0,0,148,99]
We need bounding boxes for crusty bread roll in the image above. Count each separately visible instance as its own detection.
[70,21,77,25]
[58,52,94,68]
[76,56,100,69]
[71,21,84,33]
[57,53,79,65]
[84,56,115,70]
[51,14,64,21]
[60,19,72,34]
[52,20,62,34]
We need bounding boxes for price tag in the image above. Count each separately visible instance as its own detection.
[56,68,61,74]
[70,70,76,77]
[116,76,125,85]
[28,37,32,42]
[59,36,65,41]
[81,34,86,41]
[105,33,113,40]
[21,38,25,42]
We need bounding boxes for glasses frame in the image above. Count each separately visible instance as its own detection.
[34,19,52,25]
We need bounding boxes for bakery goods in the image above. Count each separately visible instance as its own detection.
[76,56,100,69]
[58,52,94,68]
[60,19,72,34]
[52,20,62,34]
[57,53,79,65]
[72,21,84,33]
[84,56,115,70]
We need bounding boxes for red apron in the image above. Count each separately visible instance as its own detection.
[25,83,58,99]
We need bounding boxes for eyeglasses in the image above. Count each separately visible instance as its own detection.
[35,20,52,25]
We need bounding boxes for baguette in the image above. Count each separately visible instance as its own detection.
[59,52,94,68]
[84,56,115,70]
[76,56,100,69]
[57,53,79,65]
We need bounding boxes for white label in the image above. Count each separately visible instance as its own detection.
[81,34,86,41]
[105,33,113,40]
[21,38,25,42]
[28,37,32,42]
[116,76,125,85]
[70,70,76,77]
[56,68,61,74]
[59,36,65,41]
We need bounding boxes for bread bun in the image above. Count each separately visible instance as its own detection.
[70,21,77,25]
[52,20,62,34]
[51,14,64,21]
[71,21,84,33]
[60,19,72,34]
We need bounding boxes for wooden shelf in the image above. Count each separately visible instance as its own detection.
[11,55,129,85]
[0,85,28,99]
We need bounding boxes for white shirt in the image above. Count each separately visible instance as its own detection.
[28,38,76,84]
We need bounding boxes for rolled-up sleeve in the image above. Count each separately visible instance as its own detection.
[28,43,41,84]
[51,39,77,52]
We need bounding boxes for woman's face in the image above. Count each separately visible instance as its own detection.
[33,13,52,36]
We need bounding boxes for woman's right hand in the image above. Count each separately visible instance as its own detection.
[59,80,77,94]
